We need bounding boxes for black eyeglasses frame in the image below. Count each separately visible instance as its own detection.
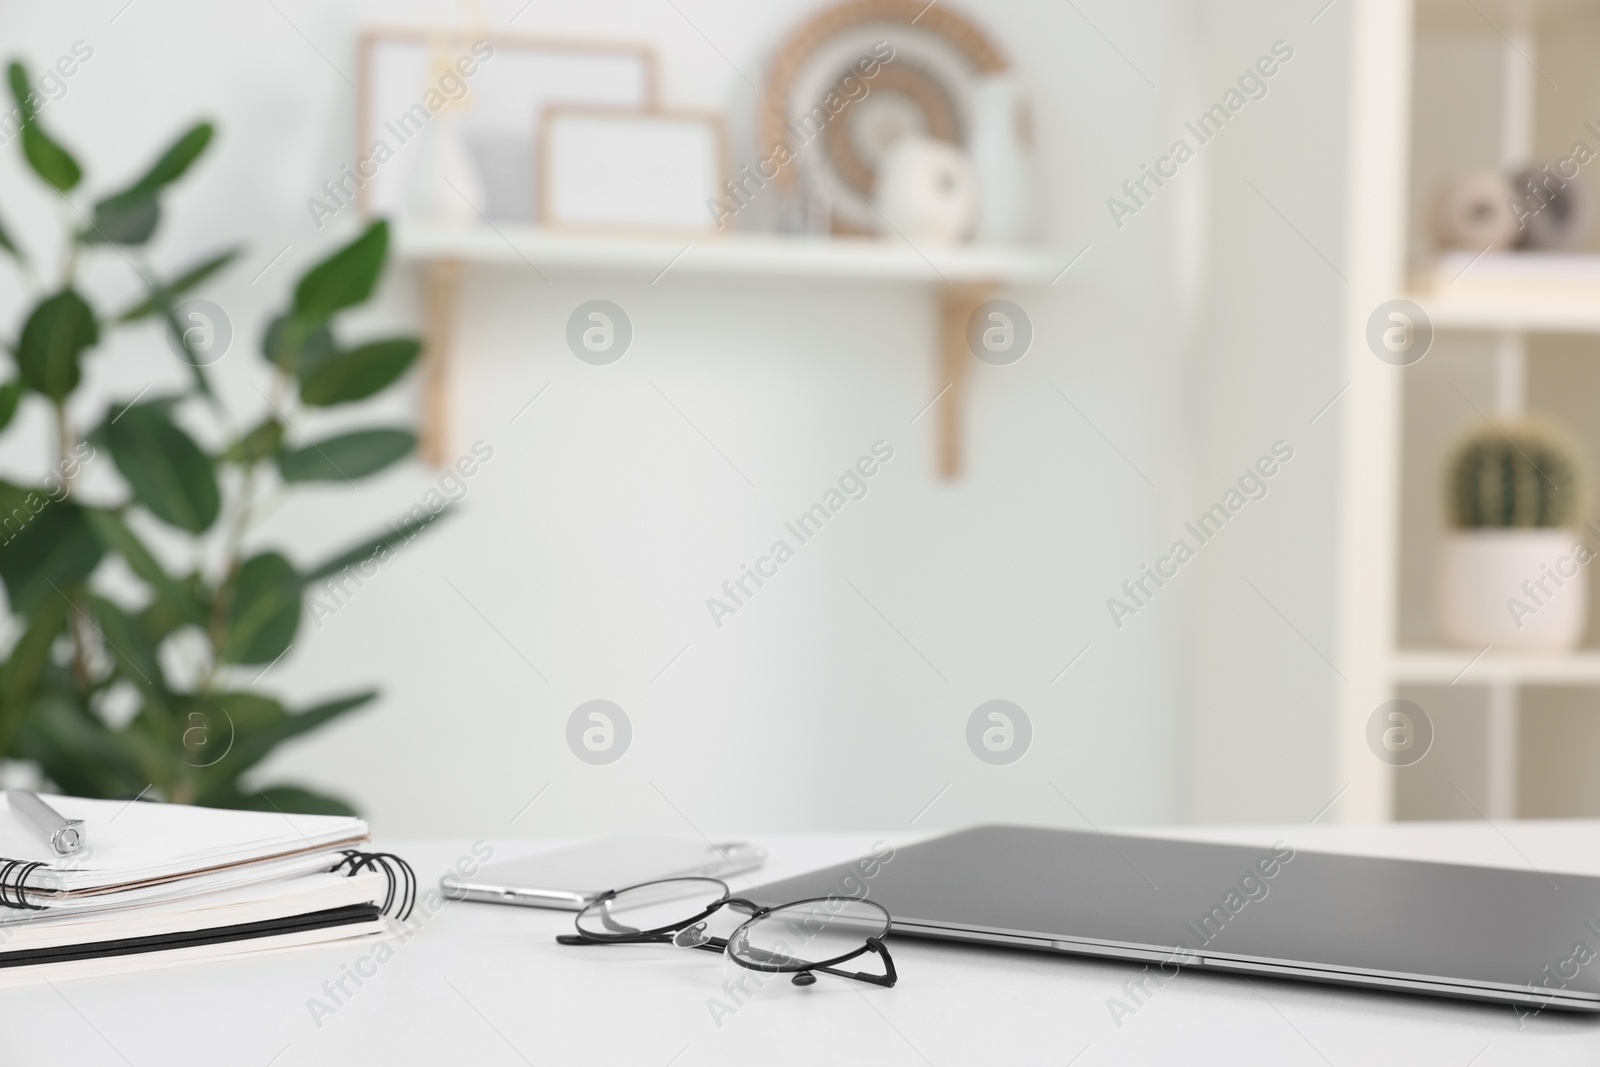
[555,876,897,988]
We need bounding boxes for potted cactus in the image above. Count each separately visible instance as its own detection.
[1438,422,1589,650]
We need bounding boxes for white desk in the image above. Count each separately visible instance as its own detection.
[3,822,1599,1065]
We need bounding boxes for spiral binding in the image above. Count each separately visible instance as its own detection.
[0,859,49,910]
[0,850,419,917]
[329,850,416,921]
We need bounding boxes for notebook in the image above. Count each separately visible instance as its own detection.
[0,793,370,910]
[0,793,415,985]
[0,871,387,951]
[0,869,403,986]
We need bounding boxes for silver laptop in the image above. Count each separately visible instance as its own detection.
[746,824,1600,1012]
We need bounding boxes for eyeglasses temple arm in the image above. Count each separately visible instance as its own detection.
[804,937,898,987]
[555,932,674,946]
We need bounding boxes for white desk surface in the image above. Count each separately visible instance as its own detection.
[4,820,1600,1066]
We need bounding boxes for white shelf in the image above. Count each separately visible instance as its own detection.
[393,223,1069,285]
[1391,649,1600,685]
[1408,252,1600,332]
[1416,292,1600,333]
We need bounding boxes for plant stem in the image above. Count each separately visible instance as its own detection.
[200,371,289,693]
[59,219,79,289]
[54,398,74,495]
[53,401,91,689]
[200,470,252,694]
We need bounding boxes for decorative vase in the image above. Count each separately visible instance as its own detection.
[872,135,979,245]
[1513,163,1594,250]
[403,113,485,226]
[969,73,1037,244]
[1432,171,1519,251]
[1438,529,1589,650]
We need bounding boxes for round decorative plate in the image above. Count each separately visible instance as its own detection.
[763,0,1008,234]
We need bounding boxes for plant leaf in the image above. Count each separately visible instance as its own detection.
[221,418,283,465]
[199,782,357,816]
[221,551,300,664]
[292,220,389,322]
[276,429,414,483]
[5,63,34,123]
[155,302,218,401]
[85,189,160,245]
[302,507,444,584]
[179,691,279,789]
[262,312,335,376]
[192,688,373,793]
[0,210,24,264]
[156,302,218,402]
[22,127,83,191]
[12,695,148,797]
[298,689,379,720]
[17,289,99,400]
[83,508,206,626]
[0,487,104,614]
[97,401,220,533]
[0,594,69,752]
[90,594,167,695]
[9,62,81,192]
[131,122,214,191]
[0,380,22,433]
[84,123,212,247]
[138,571,208,647]
[298,338,420,406]
[116,247,242,322]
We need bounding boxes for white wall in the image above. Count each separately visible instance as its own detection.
[1183,1,1351,823]
[0,0,1348,838]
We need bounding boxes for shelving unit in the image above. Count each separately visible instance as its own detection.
[1339,0,1600,822]
[393,223,1067,475]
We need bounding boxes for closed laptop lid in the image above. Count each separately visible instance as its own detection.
[747,824,1600,1006]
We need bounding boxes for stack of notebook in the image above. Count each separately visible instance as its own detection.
[0,793,412,986]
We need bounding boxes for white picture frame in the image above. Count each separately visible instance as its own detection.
[357,31,659,222]
[538,108,729,234]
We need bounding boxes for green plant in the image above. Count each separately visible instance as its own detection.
[1448,423,1581,529]
[0,61,439,814]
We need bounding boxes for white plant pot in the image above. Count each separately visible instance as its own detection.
[1438,529,1589,651]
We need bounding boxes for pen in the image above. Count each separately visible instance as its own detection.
[5,789,85,857]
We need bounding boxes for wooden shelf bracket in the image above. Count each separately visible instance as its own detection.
[937,282,997,479]
[419,258,462,466]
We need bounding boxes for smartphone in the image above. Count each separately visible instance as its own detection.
[440,836,767,910]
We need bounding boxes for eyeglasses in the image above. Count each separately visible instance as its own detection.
[555,876,897,987]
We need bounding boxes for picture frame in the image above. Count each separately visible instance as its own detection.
[538,107,729,235]
[356,29,660,222]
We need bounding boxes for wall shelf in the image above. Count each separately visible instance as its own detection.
[394,222,1068,476]
[1392,649,1600,686]
[393,223,1069,284]
[1409,253,1600,333]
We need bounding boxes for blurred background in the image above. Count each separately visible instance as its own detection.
[0,0,1592,840]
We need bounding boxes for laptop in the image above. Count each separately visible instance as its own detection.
[746,824,1600,1012]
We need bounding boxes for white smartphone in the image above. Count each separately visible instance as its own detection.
[440,836,767,910]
